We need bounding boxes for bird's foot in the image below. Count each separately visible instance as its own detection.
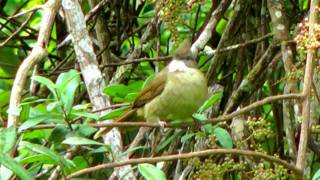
[158,121,167,128]
[158,121,167,134]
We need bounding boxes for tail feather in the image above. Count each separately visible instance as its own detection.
[116,108,137,122]
[98,109,137,136]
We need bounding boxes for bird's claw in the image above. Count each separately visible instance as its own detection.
[158,121,167,128]
[158,121,167,134]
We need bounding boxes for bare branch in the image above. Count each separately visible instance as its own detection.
[296,0,319,170]
[7,0,60,127]
[7,5,43,20]
[191,0,231,55]
[66,148,303,179]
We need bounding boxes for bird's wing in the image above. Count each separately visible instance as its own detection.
[133,67,168,108]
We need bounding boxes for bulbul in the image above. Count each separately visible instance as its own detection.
[101,40,208,135]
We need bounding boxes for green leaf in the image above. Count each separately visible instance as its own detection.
[192,113,208,121]
[312,168,320,180]
[77,124,97,137]
[0,126,16,153]
[128,80,144,91]
[70,111,99,120]
[181,133,196,144]
[55,70,81,113]
[299,0,309,10]
[0,91,10,107]
[88,146,112,154]
[198,92,222,113]
[192,113,214,134]
[0,153,33,180]
[214,127,233,149]
[138,4,155,25]
[20,141,74,173]
[99,106,130,120]
[138,163,166,180]
[124,92,138,102]
[20,141,75,174]
[72,104,91,110]
[62,137,104,146]
[7,106,22,116]
[20,104,30,123]
[0,48,19,75]
[20,141,64,166]
[216,19,227,35]
[22,129,49,141]
[72,156,89,171]
[46,101,61,112]
[20,154,56,164]
[19,114,62,132]
[103,84,129,98]
[48,125,70,145]
[32,76,57,99]
[156,131,181,153]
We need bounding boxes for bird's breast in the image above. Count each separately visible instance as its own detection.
[143,68,208,122]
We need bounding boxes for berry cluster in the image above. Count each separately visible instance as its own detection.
[294,17,320,51]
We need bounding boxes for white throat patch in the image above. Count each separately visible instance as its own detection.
[168,60,189,72]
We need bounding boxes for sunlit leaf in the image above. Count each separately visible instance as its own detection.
[138,163,166,180]
[0,126,16,153]
[216,19,227,35]
[103,84,129,98]
[214,127,233,149]
[55,70,81,113]
[48,125,70,145]
[99,106,130,120]
[32,76,57,99]
[156,131,181,153]
[312,168,320,180]
[70,111,99,120]
[19,114,62,132]
[0,153,33,180]
[62,136,104,146]
[77,124,97,137]
[198,92,222,113]
[20,141,64,166]
[181,133,196,144]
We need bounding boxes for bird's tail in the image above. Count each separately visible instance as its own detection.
[96,109,137,137]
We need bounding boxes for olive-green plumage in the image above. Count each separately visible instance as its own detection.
[135,39,208,122]
[100,40,208,134]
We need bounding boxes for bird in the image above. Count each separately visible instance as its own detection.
[100,39,208,135]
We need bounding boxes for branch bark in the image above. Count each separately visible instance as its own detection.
[66,148,303,179]
[61,0,134,179]
[267,0,298,159]
[3,0,60,178]
[190,0,231,55]
[296,0,319,171]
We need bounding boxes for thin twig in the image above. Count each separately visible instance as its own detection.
[100,56,171,67]
[203,33,274,56]
[191,0,231,55]
[0,11,35,47]
[7,5,43,20]
[57,0,110,49]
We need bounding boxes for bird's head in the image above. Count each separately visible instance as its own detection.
[172,39,197,68]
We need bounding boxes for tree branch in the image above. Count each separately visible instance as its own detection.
[296,0,319,170]
[66,148,303,179]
